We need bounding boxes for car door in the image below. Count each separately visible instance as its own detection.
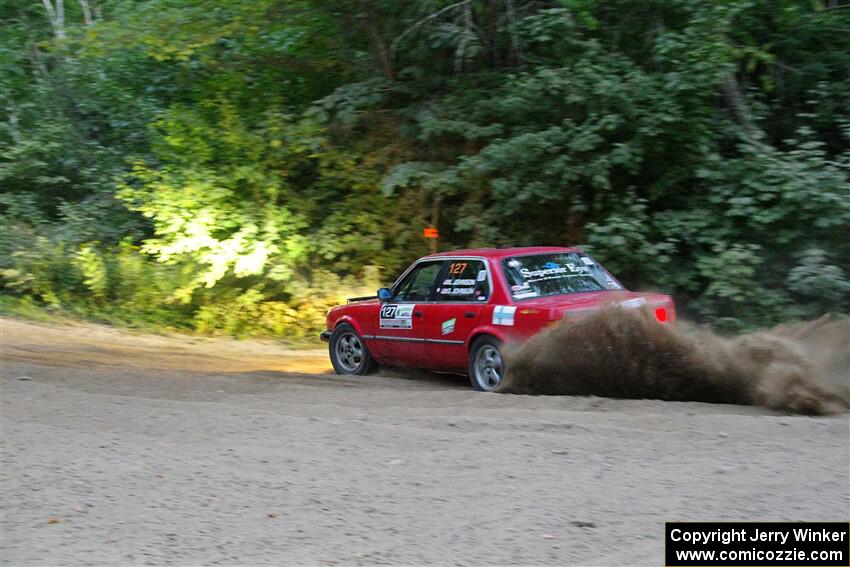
[374,260,445,365]
[418,258,491,369]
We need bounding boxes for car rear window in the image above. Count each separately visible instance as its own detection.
[501,253,622,300]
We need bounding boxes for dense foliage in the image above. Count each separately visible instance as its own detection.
[2,0,848,336]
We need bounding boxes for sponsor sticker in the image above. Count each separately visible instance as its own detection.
[565,262,590,273]
[441,318,456,335]
[619,297,646,309]
[476,269,487,282]
[603,274,621,289]
[521,266,568,280]
[514,291,538,299]
[492,305,517,326]
[580,256,595,266]
[380,304,415,329]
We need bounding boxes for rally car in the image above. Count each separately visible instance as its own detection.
[320,246,675,391]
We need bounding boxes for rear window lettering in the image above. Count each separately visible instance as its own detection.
[502,253,622,300]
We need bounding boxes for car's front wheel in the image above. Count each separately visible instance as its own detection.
[468,336,504,391]
[329,323,377,375]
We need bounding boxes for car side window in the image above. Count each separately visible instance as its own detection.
[435,260,490,302]
[393,261,444,302]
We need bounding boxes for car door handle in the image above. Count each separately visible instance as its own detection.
[464,312,476,318]
[413,311,424,317]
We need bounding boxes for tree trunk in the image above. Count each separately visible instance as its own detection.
[8,108,21,144]
[79,0,93,25]
[358,2,395,81]
[41,0,65,40]
[721,72,758,137]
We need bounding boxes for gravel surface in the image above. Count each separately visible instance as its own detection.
[1,317,848,565]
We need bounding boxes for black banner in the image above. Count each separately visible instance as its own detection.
[666,522,849,566]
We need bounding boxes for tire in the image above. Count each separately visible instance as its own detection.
[329,323,377,376]
[468,336,504,392]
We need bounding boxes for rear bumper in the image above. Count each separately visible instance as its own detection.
[320,330,332,343]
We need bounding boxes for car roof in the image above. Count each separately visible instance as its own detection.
[425,246,582,260]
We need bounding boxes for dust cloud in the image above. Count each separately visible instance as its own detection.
[497,308,849,415]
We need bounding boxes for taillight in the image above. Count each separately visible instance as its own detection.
[654,307,668,323]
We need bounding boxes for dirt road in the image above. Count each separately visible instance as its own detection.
[1,317,848,565]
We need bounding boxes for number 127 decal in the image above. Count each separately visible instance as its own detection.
[448,262,468,275]
[380,304,415,329]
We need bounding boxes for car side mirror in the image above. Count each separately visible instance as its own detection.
[377,288,392,301]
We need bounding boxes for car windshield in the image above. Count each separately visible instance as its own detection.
[501,252,623,300]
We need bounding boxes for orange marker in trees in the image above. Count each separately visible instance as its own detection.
[423,227,439,253]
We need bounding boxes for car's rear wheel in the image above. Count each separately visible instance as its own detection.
[329,323,377,375]
[468,336,504,391]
